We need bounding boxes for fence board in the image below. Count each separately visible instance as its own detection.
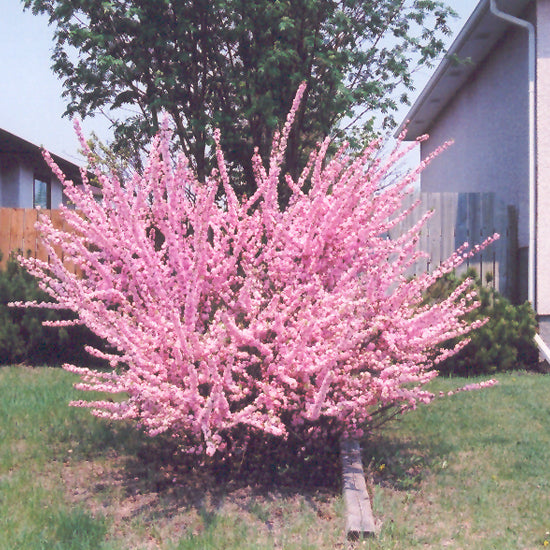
[0,209,13,269]
[2,198,518,297]
[427,193,442,272]
[0,207,81,274]
[23,209,39,259]
[50,209,65,264]
[480,193,495,285]
[388,192,517,299]
[468,193,481,273]
[10,209,25,260]
[419,196,431,262]
[35,211,50,265]
[441,192,457,264]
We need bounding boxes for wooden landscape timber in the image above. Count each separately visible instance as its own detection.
[340,438,376,540]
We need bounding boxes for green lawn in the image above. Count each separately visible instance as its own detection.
[1,366,549,549]
[363,372,550,549]
[0,366,345,550]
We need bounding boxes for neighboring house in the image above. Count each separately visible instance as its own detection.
[0,127,83,209]
[398,0,550,342]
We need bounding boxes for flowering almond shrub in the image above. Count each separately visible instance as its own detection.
[17,86,496,456]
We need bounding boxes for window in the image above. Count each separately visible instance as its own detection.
[33,177,51,209]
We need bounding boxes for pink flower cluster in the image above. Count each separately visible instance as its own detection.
[440,378,499,397]
[19,85,497,455]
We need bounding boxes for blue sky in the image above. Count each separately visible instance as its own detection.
[0,0,480,165]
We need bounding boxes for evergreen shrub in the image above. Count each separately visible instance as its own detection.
[429,269,538,376]
[0,252,103,365]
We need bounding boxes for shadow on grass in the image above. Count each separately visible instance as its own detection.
[58,415,342,528]
[361,427,455,492]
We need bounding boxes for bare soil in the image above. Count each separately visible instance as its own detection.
[60,436,346,549]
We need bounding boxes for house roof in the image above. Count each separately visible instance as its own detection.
[397,0,532,140]
[0,127,83,183]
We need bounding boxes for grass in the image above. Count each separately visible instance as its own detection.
[362,372,550,549]
[0,366,111,550]
[0,365,345,550]
[2,366,550,549]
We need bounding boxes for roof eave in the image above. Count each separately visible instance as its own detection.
[0,127,83,183]
[396,0,532,140]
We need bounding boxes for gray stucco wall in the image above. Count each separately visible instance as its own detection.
[19,163,34,209]
[0,155,64,209]
[1,157,23,207]
[51,177,63,208]
[419,18,530,249]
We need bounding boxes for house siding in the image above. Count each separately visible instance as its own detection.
[536,0,550,317]
[1,157,23,208]
[419,16,530,250]
[19,163,34,209]
[400,0,550,346]
[51,177,63,208]
[0,154,64,209]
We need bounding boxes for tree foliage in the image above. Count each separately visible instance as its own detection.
[17,87,496,457]
[23,0,455,196]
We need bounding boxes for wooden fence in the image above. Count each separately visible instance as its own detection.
[1,195,518,298]
[388,192,518,300]
[0,207,79,274]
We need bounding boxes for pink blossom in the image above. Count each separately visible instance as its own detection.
[16,85,497,456]
[444,379,499,397]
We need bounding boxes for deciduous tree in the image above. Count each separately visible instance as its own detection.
[23,0,455,197]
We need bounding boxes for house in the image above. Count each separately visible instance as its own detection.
[397,0,550,345]
[0,127,83,209]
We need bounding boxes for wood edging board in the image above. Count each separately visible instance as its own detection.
[340,438,376,540]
